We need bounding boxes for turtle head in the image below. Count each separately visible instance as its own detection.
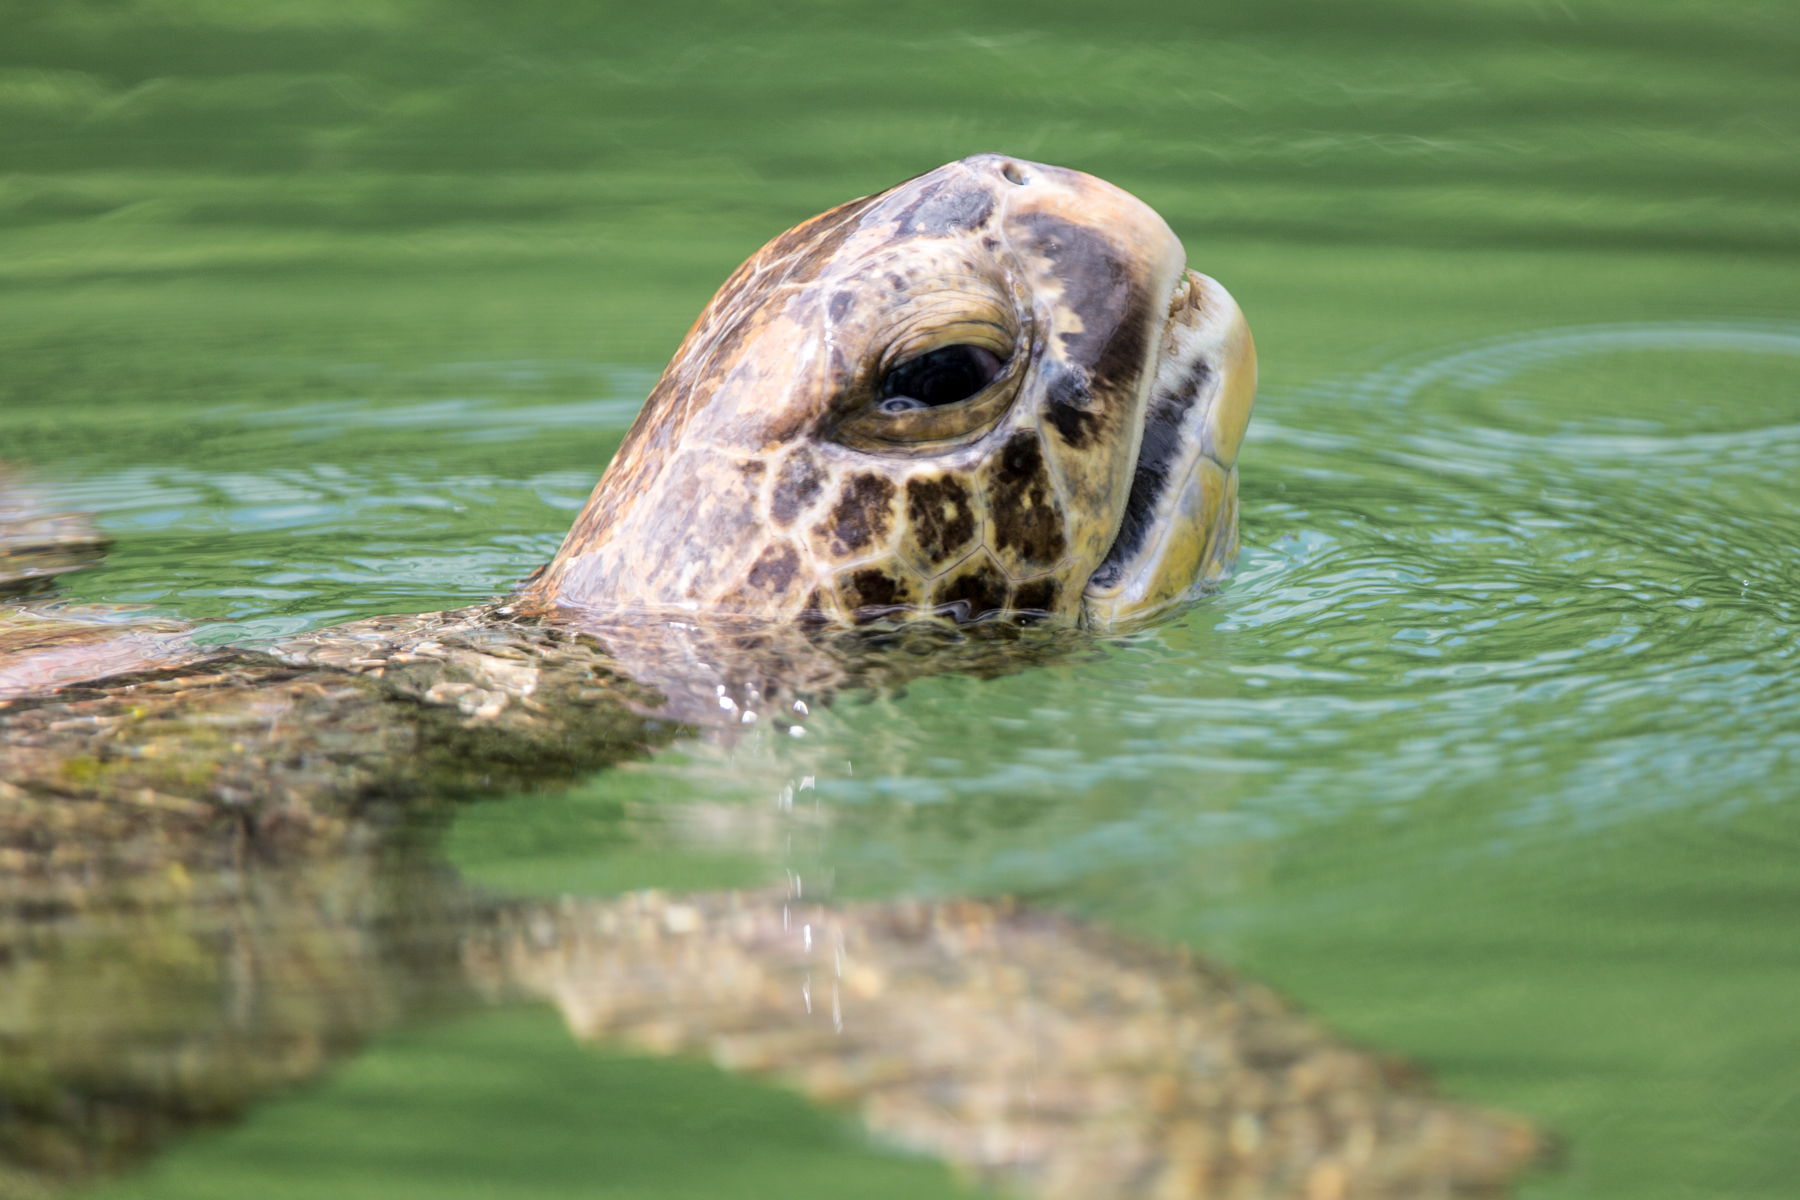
[526,154,1254,629]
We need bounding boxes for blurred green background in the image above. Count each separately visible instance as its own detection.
[2,2,1797,1198]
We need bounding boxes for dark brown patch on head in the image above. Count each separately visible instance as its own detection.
[812,472,898,559]
[834,562,922,624]
[931,555,1012,622]
[1011,578,1058,613]
[1018,213,1156,451]
[771,447,827,527]
[715,539,808,613]
[903,475,977,568]
[829,290,854,322]
[1019,213,1131,360]
[984,431,1068,569]
[1042,362,1100,449]
[743,541,801,595]
[1084,283,1154,404]
[894,179,995,237]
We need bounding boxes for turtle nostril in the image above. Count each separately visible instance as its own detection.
[1001,162,1027,185]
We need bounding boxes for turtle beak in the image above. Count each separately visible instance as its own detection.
[1081,271,1256,629]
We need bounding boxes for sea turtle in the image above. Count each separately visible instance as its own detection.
[0,159,1546,1198]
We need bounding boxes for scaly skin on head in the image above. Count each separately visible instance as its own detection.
[523,155,1255,628]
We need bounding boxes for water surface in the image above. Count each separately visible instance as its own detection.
[2,2,1797,1197]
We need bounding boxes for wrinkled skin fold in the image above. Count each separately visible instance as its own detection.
[525,154,1254,630]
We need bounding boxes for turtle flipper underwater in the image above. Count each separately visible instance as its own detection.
[0,158,1550,1198]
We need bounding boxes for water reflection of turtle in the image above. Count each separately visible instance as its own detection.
[0,158,1543,1198]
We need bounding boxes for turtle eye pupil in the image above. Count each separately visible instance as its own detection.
[880,344,1003,410]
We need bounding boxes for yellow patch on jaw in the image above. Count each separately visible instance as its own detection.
[1191,274,1257,470]
[1085,458,1231,627]
[1081,273,1255,629]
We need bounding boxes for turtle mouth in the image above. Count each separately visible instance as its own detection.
[1082,272,1256,629]
[1086,360,1219,597]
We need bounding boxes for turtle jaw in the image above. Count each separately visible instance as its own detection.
[1080,272,1257,630]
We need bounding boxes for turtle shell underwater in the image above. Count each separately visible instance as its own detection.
[0,158,1547,1198]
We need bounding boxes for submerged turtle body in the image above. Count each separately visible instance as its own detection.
[0,163,1551,1199]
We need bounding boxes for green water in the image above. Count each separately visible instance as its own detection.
[3,1,1798,1196]
[91,1008,975,1200]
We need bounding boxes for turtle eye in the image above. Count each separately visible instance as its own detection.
[878,344,1003,413]
[833,329,1022,452]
